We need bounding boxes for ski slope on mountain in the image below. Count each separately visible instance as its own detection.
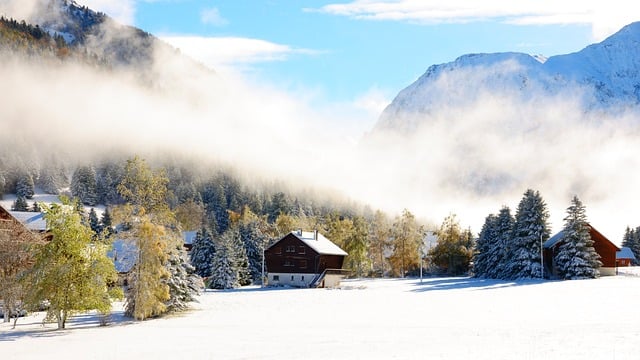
[2,275,640,359]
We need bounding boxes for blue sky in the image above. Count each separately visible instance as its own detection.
[81,0,637,118]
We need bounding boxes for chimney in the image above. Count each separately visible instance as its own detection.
[314,229,318,240]
[297,229,302,236]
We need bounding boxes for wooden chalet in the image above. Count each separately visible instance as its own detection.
[544,224,619,277]
[265,230,348,288]
[0,205,45,244]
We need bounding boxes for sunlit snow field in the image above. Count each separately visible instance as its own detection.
[2,273,640,359]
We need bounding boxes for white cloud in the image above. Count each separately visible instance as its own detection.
[200,7,228,26]
[160,35,316,72]
[315,0,640,40]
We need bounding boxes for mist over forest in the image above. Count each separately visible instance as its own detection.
[2,1,640,244]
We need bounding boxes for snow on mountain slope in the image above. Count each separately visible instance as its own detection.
[378,22,640,131]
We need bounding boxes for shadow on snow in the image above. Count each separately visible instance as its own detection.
[410,276,549,292]
[0,309,129,342]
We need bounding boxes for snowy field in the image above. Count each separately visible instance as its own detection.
[2,275,640,360]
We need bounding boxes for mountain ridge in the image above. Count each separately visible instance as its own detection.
[377,21,640,131]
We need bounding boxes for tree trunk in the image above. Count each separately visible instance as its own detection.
[56,310,66,329]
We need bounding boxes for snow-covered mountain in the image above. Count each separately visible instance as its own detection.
[377,22,640,131]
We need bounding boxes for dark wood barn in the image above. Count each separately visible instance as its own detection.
[544,224,619,277]
[264,230,348,288]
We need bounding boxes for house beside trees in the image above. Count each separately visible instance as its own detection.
[264,230,348,288]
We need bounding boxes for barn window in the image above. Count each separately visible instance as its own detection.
[300,260,307,269]
[284,260,294,267]
[301,275,305,281]
[291,275,294,281]
[286,245,296,253]
[273,275,279,281]
[298,246,306,254]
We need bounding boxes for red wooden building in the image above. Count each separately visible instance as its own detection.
[264,230,348,288]
[616,247,636,267]
[544,224,619,277]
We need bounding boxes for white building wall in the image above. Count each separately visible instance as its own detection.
[267,273,315,287]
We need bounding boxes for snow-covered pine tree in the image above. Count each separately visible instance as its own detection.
[229,227,252,286]
[96,162,124,205]
[506,189,550,279]
[100,208,113,237]
[239,210,270,283]
[89,208,101,235]
[189,227,216,278]
[473,213,498,278]
[71,165,98,206]
[36,167,60,195]
[621,226,640,265]
[208,234,239,290]
[486,206,514,279]
[11,196,28,211]
[164,245,203,312]
[554,196,601,279]
[632,228,640,266]
[16,173,35,199]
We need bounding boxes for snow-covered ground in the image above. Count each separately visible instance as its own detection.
[2,276,639,359]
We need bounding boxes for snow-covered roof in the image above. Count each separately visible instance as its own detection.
[543,230,564,249]
[183,230,197,245]
[617,247,637,260]
[108,239,138,273]
[9,211,47,231]
[290,231,348,256]
[544,224,618,251]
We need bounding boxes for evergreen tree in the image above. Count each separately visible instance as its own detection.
[209,234,239,290]
[621,227,640,265]
[36,162,67,195]
[189,227,216,278]
[25,201,119,329]
[71,165,98,206]
[228,227,251,286]
[31,201,41,212]
[473,213,498,278]
[96,162,124,205]
[487,206,514,279]
[36,169,60,195]
[268,192,291,222]
[89,208,101,235]
[16,173,35,199]
[506,189,550,279]
[202,180,229,235]
[239,208,270,283]
[11,196,28,211]
[164,245,203,312]
[554,196,601,279]
[100,207,113,237]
